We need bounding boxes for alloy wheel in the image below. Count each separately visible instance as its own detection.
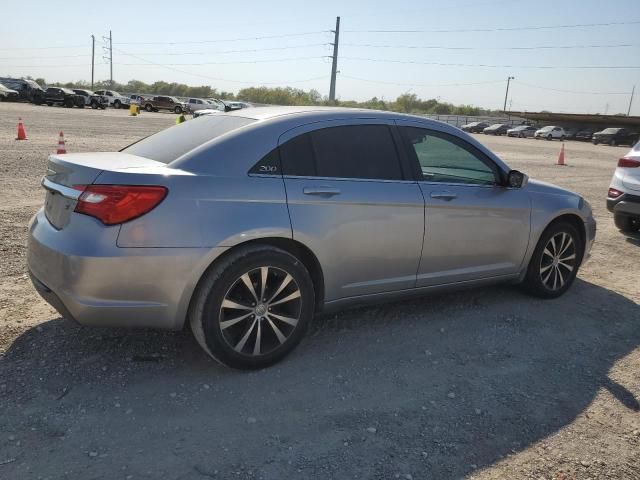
[219,266,302,356]
[539,232,577,291]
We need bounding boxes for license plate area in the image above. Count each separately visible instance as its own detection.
[44,190,75,229]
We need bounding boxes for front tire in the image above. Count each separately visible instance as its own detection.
[113,100,121,109]
[174,106,183,114]
[522,221,583,299]
[610,139,617,146]
[614,214,640,233]
[189,245,315,369]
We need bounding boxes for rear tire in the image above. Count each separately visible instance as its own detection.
[189,245,315,369]
[610,139,617,146]
[614,214,640,233]
[522,221,583,299]
[91,101,98,109]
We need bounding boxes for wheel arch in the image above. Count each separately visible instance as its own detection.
[182,237,325,330]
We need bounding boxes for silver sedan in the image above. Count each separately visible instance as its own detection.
[28,107,596,369]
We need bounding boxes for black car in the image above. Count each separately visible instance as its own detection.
[483,123,510,135]
[592,128,639,146]
[0,77,45,103]
[564,127,580,140]
[575,129,595,141]
[461,121,490,133]
[43,87,84,108]
[72,89,108,109]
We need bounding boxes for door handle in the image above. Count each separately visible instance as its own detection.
[303,186,341,196]
[430,192,457,201]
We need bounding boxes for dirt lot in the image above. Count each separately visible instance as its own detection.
[0,102,638,480]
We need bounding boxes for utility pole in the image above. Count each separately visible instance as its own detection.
[329,16,340,103]
[628,85,635,116]
[503,76,514,112]
[102,30,113,87]
[91,35,95,90]
[109,30,113,87]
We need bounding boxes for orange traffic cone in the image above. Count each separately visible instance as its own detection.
[56,131,66,154]
[16,118,27,140]
[556,142,566,166]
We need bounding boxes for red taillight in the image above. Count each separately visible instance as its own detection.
[73,185,167,225]
[618,157,640,168]
[608,188,623,198]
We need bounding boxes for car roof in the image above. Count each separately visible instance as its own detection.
[222,105,436,123]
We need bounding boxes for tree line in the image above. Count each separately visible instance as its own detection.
[30,77,496,116]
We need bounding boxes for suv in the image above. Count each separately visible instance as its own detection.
[0,77,45,103]
[94,90,130,109]
[72,89,108,109]
[43,87,84,108]
[593,128,639,147]
[607,142,640,233]
[0,83,19,101]
[143,95,188,113]
[535,126,566,141]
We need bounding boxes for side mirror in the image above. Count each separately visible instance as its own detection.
[507,170,528,188]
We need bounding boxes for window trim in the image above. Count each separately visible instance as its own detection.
[398,126,505,187]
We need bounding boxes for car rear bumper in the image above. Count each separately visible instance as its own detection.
[607,193,640,216]
[27,208,223,330]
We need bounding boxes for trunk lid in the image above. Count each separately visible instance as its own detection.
[42,152,167,229]
[621,146,640,192]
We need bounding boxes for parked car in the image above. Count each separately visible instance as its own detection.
[72,89,108,109]
[0,83,19,101]
[592,128,639,147]
[143,95,188,113]
[461,121,490,133]
[43,87,84,108]
[128,94,149,106]
[564,127,580,140]
[483,123,510,135]
[0,77,45,103]
[185,98,219,113]
[575,129,595,141]
[28,107,596,369]
[535,126,566,141]
[507,125,537,138]
[607,142,640,233]
[94,90,130,109]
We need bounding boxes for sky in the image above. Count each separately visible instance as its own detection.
[1,0,639,114]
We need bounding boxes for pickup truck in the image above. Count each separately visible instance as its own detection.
[72,89,108,109]
[143,95,188,114]
[94,89,130,109]
[43,87,84,108]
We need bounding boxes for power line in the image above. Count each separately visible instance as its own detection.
[125,43,329,56]
[513,80,631,95]
[118,56,323,66]
[0,54,92,60]
[113,48,327,85]
[341,42,637,51]
[344,20,640,34]
[114,31,328,46]
[341,56,640,69]
[340,74,505,88]
[0,44,86,51]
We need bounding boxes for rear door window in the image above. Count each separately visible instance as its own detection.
[280,125,403,181]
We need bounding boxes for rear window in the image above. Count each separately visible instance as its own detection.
[122,115,255,163]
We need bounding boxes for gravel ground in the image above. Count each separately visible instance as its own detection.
[0,102,638,480]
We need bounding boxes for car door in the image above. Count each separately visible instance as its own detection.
[280,121,425,301]
[396,122,531,287]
